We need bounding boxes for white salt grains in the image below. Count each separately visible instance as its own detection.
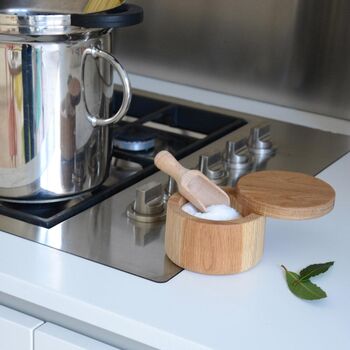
[182,203,241,221]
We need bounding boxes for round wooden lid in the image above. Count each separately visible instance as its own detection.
[236,171,335,220]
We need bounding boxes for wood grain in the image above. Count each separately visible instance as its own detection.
[165,188,265,275]
[236,170,336,220]
[154,150,230,212]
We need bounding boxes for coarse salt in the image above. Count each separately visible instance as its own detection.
[182,202,241,221]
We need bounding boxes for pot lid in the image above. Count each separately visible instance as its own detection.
[0,0,125,15]
[236,170,335,220]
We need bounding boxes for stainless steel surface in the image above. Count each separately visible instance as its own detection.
[0,31,129,199]
[0,10,108,37]
[81,47,131,127]
[0,91,349,282]
[164,177,177,199]
[226,137,252,170]
[248,124,275,155]
[199,153,226,181]
[0,4,143,37]
[113,0,350,121]
[0,12,76,36]
[0,0,125,15]
[127,181,166,223]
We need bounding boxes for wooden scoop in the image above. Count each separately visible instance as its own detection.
[154,150,230,212]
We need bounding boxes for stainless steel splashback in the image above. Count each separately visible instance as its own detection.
[113,0,350,121]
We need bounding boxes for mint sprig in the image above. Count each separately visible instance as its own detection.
[281,262,334,300]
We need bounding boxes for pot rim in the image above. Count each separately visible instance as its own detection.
[0,12,103,37]
[0,0,126,15]
[0,4,143,39]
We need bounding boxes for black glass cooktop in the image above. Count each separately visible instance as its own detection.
[0,93,246,228]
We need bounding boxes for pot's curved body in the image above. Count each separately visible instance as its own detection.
[0,32,116,200]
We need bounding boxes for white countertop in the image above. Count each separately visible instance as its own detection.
[0,155,348,350]
[0,83,349,349]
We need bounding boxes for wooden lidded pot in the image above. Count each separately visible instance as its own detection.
[165,171,335,275]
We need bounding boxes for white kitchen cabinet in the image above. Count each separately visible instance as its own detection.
[35,323,121,350]
[0,304,44,350]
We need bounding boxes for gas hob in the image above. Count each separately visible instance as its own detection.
[0,93,245,228]
[0,91,349,282]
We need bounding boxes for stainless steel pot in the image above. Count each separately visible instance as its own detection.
[0,0,126,14]
[0,5,143,200]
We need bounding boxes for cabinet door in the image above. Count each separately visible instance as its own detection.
[0,304,43,350]
[35,323,121,350]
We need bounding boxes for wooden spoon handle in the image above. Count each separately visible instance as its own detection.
[154,151,187,183]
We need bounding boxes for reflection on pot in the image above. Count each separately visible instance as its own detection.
[0,35,115,199]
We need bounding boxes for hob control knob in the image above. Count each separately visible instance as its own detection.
[225,137,251,170]
[248,123,274,155]
[199,152,226,181]
[164,176,178,200]
[127,181,166,222]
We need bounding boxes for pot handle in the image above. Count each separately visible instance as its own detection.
[81,47,131,127]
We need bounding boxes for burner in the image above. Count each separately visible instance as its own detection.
[114,125,156,151]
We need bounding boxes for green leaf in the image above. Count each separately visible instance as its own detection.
[299,261,334,282]
[281,265,327,300]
